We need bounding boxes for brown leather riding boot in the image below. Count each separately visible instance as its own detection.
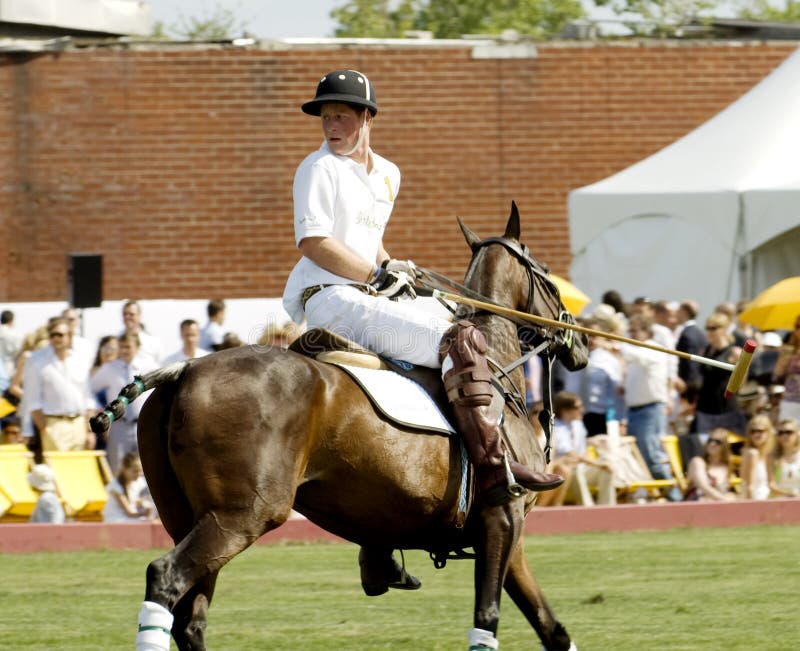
[441,321,563,505]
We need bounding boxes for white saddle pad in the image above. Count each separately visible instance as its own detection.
[332,363,456,435]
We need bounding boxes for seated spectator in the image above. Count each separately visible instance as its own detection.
[736,381,769,421]
[768,418,800,498]
[773,315,800,422]
[1,414,23,445]
[161,319,210,364]
[537,391,616,507]
[102,452,155,523]
[684,429,737,501]
[739,414,774,500]
[28,463,66,523]
[765,385,785,427]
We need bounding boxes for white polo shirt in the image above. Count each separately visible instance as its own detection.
[282,142,401,323]
[22,347,94,416]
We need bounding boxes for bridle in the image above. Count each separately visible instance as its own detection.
[417,236,577,462]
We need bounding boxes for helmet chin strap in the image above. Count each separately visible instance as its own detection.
[341,112,369,158]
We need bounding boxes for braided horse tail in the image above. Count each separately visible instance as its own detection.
[89,361,191,435]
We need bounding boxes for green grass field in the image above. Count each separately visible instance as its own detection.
[1,525,799,650]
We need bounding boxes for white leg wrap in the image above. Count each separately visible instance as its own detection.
[136,601,173,651]
[542,643,578,651]
[469,627,499,650]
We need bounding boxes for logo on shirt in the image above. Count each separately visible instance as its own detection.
[356,213,386,231]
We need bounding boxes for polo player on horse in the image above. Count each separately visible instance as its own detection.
[282,70,564,614]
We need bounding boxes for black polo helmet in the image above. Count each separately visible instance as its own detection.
[301,69,378,116]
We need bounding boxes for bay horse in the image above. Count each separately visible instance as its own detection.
[104,203,588,650]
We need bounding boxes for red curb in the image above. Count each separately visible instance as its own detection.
[2,500,799,553]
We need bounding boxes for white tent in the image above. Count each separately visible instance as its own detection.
[568,47,800,317]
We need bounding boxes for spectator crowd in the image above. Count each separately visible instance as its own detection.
[1,290,799,522]
[526,292,800,505]
[0,299,306,523]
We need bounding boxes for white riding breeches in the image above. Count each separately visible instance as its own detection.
[303,285,453,368]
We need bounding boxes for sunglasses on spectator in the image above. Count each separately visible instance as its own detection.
[748,428,767,434]
[778,429,797,436]
[707,438,726,445]
[705,325,723,331]
[49,331,67,338]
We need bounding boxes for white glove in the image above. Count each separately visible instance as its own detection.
[369,268,417,300]
[382,258,420,280]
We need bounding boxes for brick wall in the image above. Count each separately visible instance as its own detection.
[0,41,795,302]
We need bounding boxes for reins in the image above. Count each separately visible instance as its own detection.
[415,236,570,462]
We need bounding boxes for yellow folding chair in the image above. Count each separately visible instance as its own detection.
[660,434,688,493]
[43,451,110,521]
[0,448,38,521]
[614,436,679,502]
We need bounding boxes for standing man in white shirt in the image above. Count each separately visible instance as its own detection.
[120,300,161,368]
[62,306,94,365]
[621,314,682,501]
[162,319,211,365]
[199,299,226,352]
[23,317,94,451]
[90,332,158,473]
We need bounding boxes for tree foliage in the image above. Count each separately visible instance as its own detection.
[153,3,250,41]
[593,0,717,35]
[331,0,585,39]
[738,0,800,21]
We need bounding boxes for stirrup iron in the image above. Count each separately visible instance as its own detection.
[503,453,525,498]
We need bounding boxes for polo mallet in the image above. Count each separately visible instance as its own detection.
[431,290,757,398]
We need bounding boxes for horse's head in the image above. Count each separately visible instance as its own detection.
[458,201,589,371]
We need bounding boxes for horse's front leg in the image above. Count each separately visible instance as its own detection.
[504,537,576,651]
[470,498,525,650]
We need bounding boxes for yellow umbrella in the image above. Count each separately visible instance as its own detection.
[738,276,800,331]
[551,273,591,316]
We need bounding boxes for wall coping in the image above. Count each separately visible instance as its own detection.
[2,499,798,553]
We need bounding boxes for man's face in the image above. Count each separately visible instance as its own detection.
[181,324,200,348]
[320,103,365,156]
[63,309,80,333]
[48,324,71,353]
[119,340,137,362]
[122,305,141,330]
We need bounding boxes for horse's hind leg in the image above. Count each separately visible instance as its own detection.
[137,510,269,651]
[504,538,575,651]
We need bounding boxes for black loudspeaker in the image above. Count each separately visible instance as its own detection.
[67,254,103,308]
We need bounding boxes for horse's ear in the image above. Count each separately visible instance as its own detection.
[457,217,482,252]
[504,201,521,241]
